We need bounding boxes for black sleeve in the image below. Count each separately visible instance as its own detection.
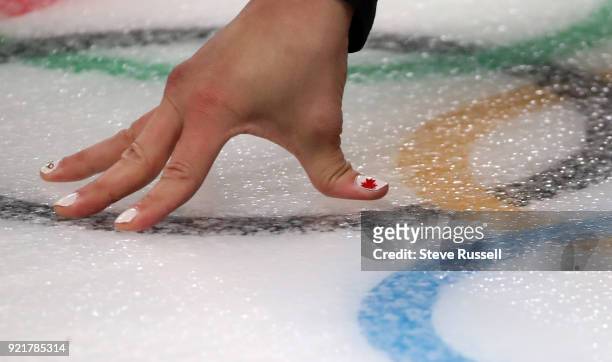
[344,0,377,52]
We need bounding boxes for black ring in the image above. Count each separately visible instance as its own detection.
[1,28,611,233]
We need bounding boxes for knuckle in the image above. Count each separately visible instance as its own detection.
[165,66,239,123]
[186,86,233,116]
[190,86,222,106]
[165,62,191,92]
[116,127,136,146]
[121,141,153,171]
[161,160,197,183]
[314,157,351,196]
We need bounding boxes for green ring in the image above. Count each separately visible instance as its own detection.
[10,0,612,82]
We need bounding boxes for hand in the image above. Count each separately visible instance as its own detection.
[40,0,388,231]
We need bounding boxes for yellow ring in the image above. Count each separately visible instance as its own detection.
[398,84,562,211]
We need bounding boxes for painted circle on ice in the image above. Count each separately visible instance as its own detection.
[399,66,612,210]
[0,0,57,18]
[1,5,612,362]
[1,47,612,228]
[359,272,470,362]
[0,3,612,229]
[0,0,611,81]
[359,213,612,361]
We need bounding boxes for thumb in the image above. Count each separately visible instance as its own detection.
[297,141,388,200]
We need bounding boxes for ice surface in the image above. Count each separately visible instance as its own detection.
[434,272,612,362]
[0,62,536,216]
[0,220,388,362]
[375,0,605,45]
[471,104,585,187]
[0,0,605,46]
[2,0,612,361]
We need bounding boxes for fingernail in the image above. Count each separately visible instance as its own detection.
[40,159,61,174]
[355,175,387,191]
[115,208,138,224]
[54,192,78,207]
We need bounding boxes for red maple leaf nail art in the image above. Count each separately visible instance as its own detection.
[361,178,377,189]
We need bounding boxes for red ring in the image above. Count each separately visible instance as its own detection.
[0,0,58,18]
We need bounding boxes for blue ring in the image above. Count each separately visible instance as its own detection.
[359,272,471,362]
[359,215,612,361]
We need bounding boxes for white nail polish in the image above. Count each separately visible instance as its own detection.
[355,175,388,191]
[40,159,61,174]
[115,208,138,224]
[54,192,78,207]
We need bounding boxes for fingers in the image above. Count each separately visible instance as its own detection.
[53,100,182,218]
[298,140,388,201]
[114,111,229,231]
[40,109,154,182]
